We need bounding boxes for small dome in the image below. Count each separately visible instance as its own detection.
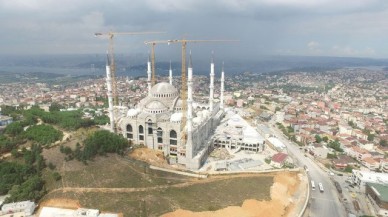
[175,99,182,107]
[151,82,178,96]
[127,108,139,117]
[170,112,182,122]
[146,101,167,110]
[202,110,210,117]
[193,117,202,124]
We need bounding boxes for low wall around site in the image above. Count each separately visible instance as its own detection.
[206,168,301,175]
[149,165,208,178]
[150,165,301,177]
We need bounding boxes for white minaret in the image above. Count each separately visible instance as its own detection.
[169,60,173,85]
[105,54,115,132]
[220,62,225,110]
[209,52,215,111]
[147,55,152,96]
[186,52,193,159]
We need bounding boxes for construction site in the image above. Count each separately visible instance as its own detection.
[34,32,308,217]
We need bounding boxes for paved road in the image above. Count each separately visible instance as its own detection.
[267,122,346,217]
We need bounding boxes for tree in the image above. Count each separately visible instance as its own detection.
[344,165,353,173]
[315,135,322,143]
[49,102,62,112]
[4,122,23,137]
[367,133,374,142]
[328,140,343,152]
[380,140,387,147]
[322,136,329,143]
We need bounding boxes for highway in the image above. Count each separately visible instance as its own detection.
[267,122,346,217]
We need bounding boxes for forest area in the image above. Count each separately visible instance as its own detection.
[0,105,127,204]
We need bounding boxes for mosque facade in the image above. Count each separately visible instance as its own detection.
[111,55,265,170]
[116,56,224,169]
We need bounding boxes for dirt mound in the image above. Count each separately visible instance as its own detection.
[36,198,80,216]
[161,172,300,217]
[39,198,80,209]
[129,148,167,166]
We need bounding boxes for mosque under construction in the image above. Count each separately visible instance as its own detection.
[106,54,265,169]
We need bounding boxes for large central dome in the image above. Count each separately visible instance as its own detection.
[151,82,178,98]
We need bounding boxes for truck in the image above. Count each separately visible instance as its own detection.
[334,181,342,194]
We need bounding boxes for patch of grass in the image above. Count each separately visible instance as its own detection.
[62,156,191,188]
[44,175,273,217]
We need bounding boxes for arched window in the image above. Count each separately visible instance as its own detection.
[126,124,133,139]
[170,130,177,145]
[139,125,144,134]
[157,128,163,143]
[147,119,153,134]
[170,130,177,138]
[139,125,144,140]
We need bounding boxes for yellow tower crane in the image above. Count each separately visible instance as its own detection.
[144,39,237,154]
[94,31,163,106]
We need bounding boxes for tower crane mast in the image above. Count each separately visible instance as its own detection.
[95,31,162,132]
[95,31,163,106]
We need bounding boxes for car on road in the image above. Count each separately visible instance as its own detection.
[318,182,324,192]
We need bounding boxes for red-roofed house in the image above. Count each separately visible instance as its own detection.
[271,153,289,168]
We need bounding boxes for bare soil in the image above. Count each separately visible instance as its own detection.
[129,147,168,167]
[161,172,300,217]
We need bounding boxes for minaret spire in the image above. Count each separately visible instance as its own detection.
[169,60,173,85]
[147,54,152,96]
[105,51,115,132]
[209,51,215,112]
[220,61,225,110]
[186,51,193,159]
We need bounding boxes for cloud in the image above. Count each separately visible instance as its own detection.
[331,46,376,57]
[0,0,387,58]
[307,41,320,50]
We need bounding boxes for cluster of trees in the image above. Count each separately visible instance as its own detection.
[61,130,128,163]
[275,122,299,145]
[2,105,104,132]
[0,134,21,154]
[24,124,63,145]
[328,140,344,152]
[3,122,62,148]
[0,144,48,203]
[314,135,329,143]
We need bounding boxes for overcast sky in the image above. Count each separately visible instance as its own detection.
[1,0,388,60]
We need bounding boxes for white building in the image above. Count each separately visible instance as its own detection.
[39,207,118,217]
[213,111,265,153]
[350,170,388,191]
[266,137,286,150]
[1,200,35,216]
[116,55,225,169]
